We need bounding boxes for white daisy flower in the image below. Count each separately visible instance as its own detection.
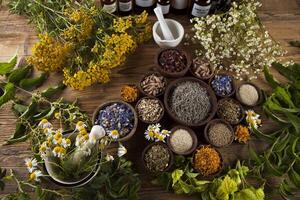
[144,130,155,141]
[106,154,114,162]
[117,143,127,157]
[25,158,38,173]
[76,121,87,131]
[29,170,43,182]
[61,138,71,148]
[155,133,166,142]
[161,129,170,137]
[38,119,52,129]
[108,130,120,140]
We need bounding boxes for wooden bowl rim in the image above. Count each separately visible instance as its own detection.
[167,125,198,155]
[189,58,215,81]
[92,100,138,142]
[135,96,165,124]
[192,145,224,178]
[138,71,167,98]
[204,119,234,148]
[235,82,263,107]
[163,77,218,127]
[216,97,245,125]
[155,47,191,78]
[209,73,236,98]
[142,141,174,174]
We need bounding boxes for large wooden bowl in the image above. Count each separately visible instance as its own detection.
[92,100,138,142]
[164,77,218,127]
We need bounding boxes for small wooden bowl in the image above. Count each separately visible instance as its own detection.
[236,82,263,107]
[142,142,174,174]
[190,58,215,81]
[209,73,236,98]
[92,100,138,142]
[164,77,218,127]
[138,72,167,98]
[217,98,245,125]
[204,119,234,148]
[167,126,198,155]
[192,145,223,178]
[135,97,165,124]
[155,48,191,78]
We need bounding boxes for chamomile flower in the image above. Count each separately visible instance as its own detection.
[43,127,53,136]
[76,121,86,131]
[161,129,170,137]
[155,133,166,142]
[144,130,155,141]
[38,119,52,129]
[54,112,61,119]
[148,124,161,132]
[52,146,66,158]
[109,130,120,140]
[52,130,63,145]
[245,110,261,129]
[106,154,114,161]
[118,143,127,157]
[61,138,71,148]
[25,158,38,173]
[39,142,48,153]
[29,170,43,182]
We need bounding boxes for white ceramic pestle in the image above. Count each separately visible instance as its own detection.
[154,7,174,41]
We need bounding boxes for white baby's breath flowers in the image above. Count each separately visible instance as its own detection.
[191,0,285,80]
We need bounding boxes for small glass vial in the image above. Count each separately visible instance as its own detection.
[191,0,212,18]
[101,0,117,14]
[135,0,156,13]
[156,0,171,15]
[171,0,188,14]
[118,0,133,15]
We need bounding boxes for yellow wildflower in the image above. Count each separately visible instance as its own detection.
[54,112,61,119]
[135,11,148,24]
[113,18,132,33]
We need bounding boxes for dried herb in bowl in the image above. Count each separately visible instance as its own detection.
[211,74,234,97]
[191,58,214,80]
[217,98,244,125]
[144,143,172,173]
[193,145,222,177]
[206,121,233,147]
[136,98,164,123]
[140,73,166,97]
[95,102,135,139]
[169,80,211,125]
[158,49,187,73]
[121,84,139,103]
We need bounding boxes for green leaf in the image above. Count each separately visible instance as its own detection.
[249,148,262,165]
[251,127,275,142]
[273,133,290,152]
[171,169,184,186]
[186,171,199,179]
[289,40,300,48]
[234,187,265,200]
[216,176,238,200]
[290,137,300,160]
[0,55,17,75]
[264,153,284,176]
[288,167,300,188]
[41,83,65,99]
[272,62,298,82]
[8,65,32,84]
[12,103,28,116]
[0,83,16,107]
[264,65,279,89]
[285,113,300,134]
[20,101,38,119]
[178,180,192,194]
[19,73,48,90]
[274,87,295,108]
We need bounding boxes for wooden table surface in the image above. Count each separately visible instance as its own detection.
[1,0,300,199]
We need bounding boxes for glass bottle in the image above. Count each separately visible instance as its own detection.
[101,0,117,14]
[190,0,211,18]
[171,0,188,14]
[156,0,171,15]
[135,0,156,13]
[118,0,133,15]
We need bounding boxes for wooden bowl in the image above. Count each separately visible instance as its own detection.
[192,145,223,178]
[217,98,245,125]
[164,77,218,127]
[155,48,191,78]
[209,73,236,98]
[204,119,234,148]
[92,100,138,142]
[189,58,215,81]
[236,82,263,107]
[167,126,198,155]
[135,97,165,124]
[138,72,167,98]
[142,142,174,174]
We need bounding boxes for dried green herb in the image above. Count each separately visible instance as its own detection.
[144,144,170,172]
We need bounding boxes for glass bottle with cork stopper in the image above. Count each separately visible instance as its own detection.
[156,0,171,15]
[171,0,188,15]
[101,0,117,14]
[134,0,156,13]
[118,0,134,15]
[190,0,212,18]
